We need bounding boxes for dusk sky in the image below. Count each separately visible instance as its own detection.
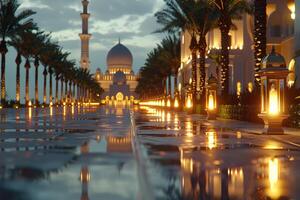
[6,0,165,100]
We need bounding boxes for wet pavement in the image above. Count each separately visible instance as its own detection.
[0,105,300,200]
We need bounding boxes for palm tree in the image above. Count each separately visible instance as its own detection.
[9,37,22,104]
[40,41,59,104]
[24,58,30,104]
[209,0,251,98]
[0,0,35,104]
[254,0,266,87]
[155,0,199,111]
[158,35,181,97]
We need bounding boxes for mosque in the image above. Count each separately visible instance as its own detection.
[79,0,139,102]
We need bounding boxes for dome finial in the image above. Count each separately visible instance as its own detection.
[271,46,276,54]
[118,37,121,44]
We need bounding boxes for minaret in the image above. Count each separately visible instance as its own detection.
[79,0,91,70]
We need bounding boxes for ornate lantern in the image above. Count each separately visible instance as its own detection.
[206,75,218,120]
[258,47,289,134]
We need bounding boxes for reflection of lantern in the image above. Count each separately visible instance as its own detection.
[205,129,217,150]
[258,47,289,134]
[206,75,218,120]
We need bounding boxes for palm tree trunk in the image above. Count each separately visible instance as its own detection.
[61,79,64,102]
[174,73,178,92]
[254,0,267,87]
[55,75,59,104]
[199,37,207,106]
[0,41,8,104]
[25,59,30,105]
[190,34,198,113]
[168,75,172,96]
[73,83,76,102]
[49,69,53,104]
[219,19,230,100]
[34,57,39,106]
[43,66,47,104]
[65,80,68,102]
[15,53,21,104]
[69,81,72,102]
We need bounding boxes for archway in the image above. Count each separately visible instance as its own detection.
[116,92,124,101]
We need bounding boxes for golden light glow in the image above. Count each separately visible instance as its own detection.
[174,97,179,108]
[167,99,171,107]
[28,100,32,107]
[80,169,91,182]
[269,85,279,115]
[268,158,281,198]
[186,95,192,108]
[50,107,53,116]
[206,130,217,150]
[248,82,253,93]
[208,94,215,111]
[0,105,2,109]
[237,82,242,96]
[49,102,53,107]
[162,99,165,107]
[288,2,295,20]
[28,107,32,120]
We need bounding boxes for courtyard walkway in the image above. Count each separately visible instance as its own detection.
[0,105,299,199]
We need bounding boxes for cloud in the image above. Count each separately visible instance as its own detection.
[19,0,51,9]
[51,29,81,42]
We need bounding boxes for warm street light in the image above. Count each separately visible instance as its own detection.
[206,75,218,120]
[185,87,193,109]
[258,47,289,134]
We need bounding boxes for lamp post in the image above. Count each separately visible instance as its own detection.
[258,47,289,134]
[206,75,218,120]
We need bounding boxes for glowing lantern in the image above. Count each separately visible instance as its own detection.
[167,97,171,107]
[206,75,218,120]
[28,100,32,107]
[185,89,193,109]
[258,47,289,134]
[174,94,179,108]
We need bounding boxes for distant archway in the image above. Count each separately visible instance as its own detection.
[116,92,124,101]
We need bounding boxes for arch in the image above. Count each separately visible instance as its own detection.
[116,92,124,101]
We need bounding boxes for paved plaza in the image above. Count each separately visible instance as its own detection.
[0,105,300,200]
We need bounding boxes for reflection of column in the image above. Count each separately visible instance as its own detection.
[80,143,90,200]
[80,167,90,200]
[221,169,229,200]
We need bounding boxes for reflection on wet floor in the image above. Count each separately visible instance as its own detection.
[0,104,138,200]
[1,105,300,199]
[136,106,300,200]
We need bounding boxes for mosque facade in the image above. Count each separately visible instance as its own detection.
[94,41,139,101]
[79,0,138,101]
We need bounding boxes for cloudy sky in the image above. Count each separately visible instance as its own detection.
[5,0,165,100]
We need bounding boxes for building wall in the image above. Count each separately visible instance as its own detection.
[178,0,299,96]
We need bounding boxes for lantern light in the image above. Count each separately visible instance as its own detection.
[258,47,289,134]
[206,75,218,120]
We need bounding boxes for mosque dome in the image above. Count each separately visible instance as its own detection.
[113,71,127,85]
[107,42,133,69]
